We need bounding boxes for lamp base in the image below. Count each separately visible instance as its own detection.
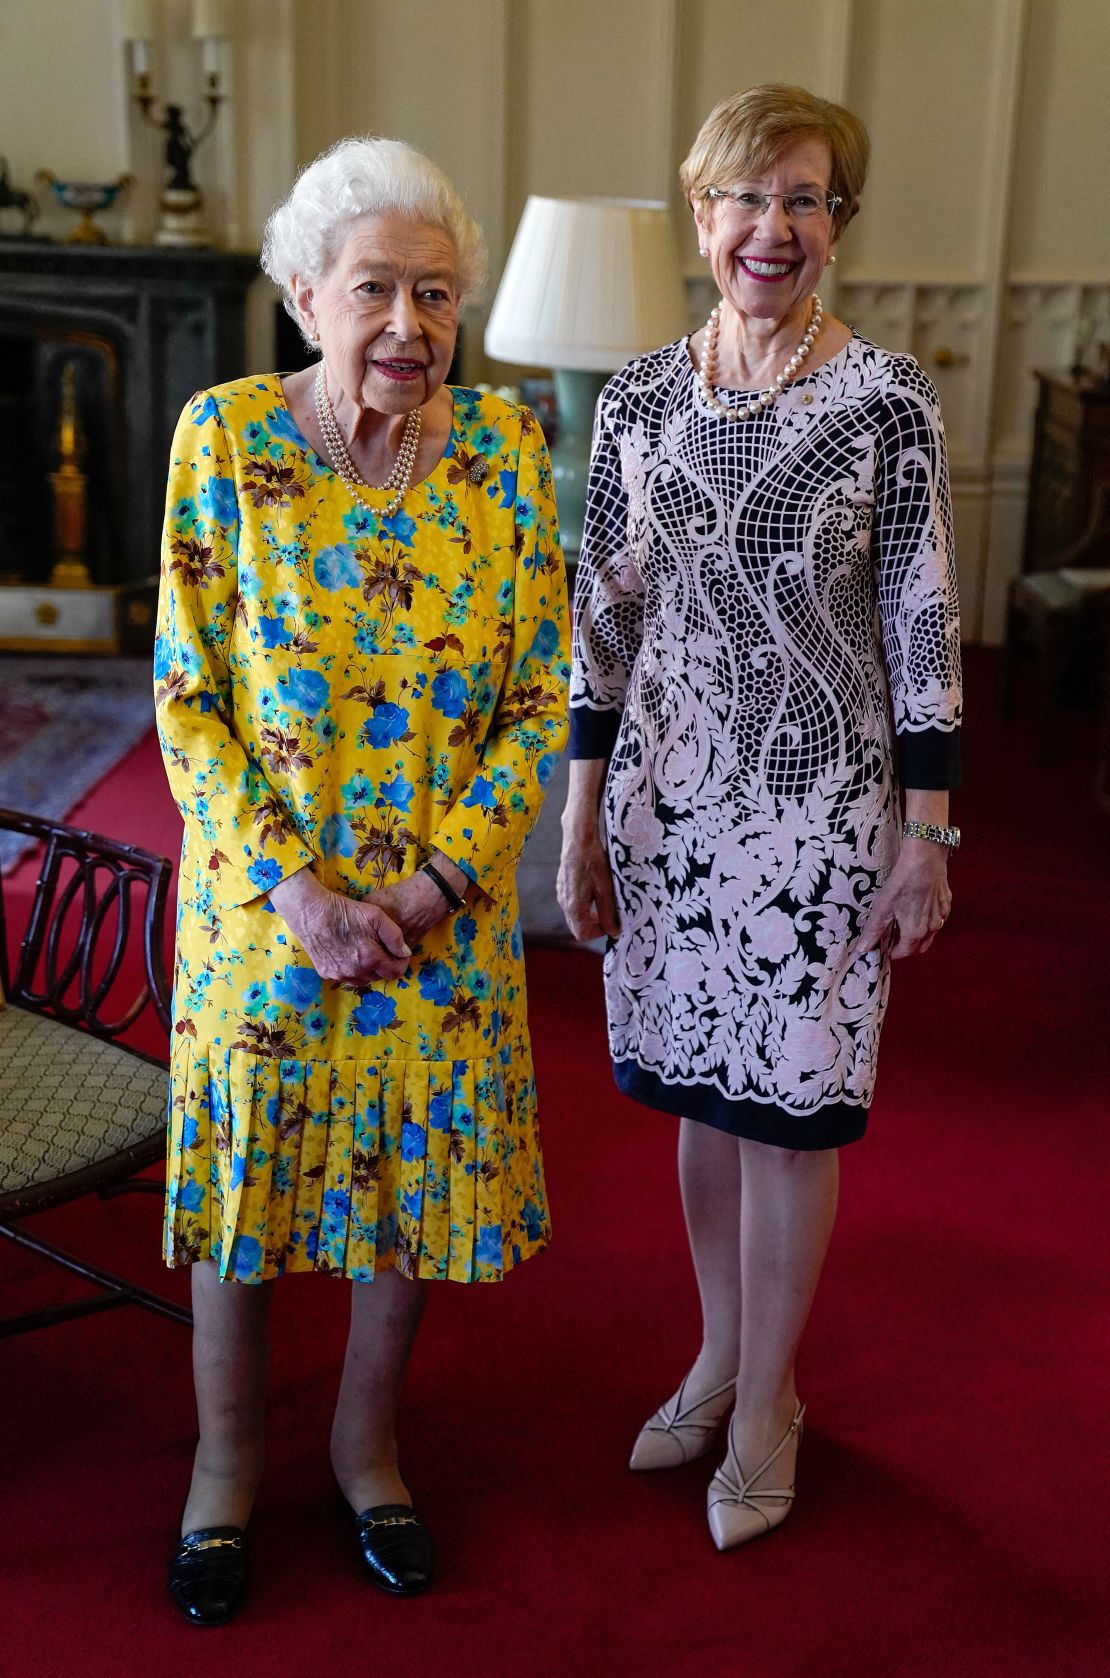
[550,368,608,560]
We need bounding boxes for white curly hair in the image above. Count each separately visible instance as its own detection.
[261,136,487,340]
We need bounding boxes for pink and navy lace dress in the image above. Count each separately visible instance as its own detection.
[569,336,962,1148]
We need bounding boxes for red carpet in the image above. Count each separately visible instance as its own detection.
[2,650,1108,1678]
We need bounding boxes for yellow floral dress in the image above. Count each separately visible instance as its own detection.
[154,376,569,1285]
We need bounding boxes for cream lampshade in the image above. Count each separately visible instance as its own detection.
[485,196,686,555]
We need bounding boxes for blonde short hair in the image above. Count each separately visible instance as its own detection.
[680,83,870,237]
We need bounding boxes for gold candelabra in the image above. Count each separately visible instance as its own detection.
[50,363,92,589]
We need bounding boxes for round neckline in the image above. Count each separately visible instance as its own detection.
[683,331,856,403]
[270,372,459,499]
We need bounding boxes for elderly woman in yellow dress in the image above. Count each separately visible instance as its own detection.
[155,136,567,1624]
[559,85,961,1550]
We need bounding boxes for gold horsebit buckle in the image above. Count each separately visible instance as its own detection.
[186,1535,243,1552]
[358,1514,420,1531]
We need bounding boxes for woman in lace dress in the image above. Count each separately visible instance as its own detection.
[558,85,961,1550]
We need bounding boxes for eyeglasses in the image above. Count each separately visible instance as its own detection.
[705,187,842,221]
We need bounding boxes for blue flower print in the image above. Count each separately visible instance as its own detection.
[379,508,417,545]
[244,420,269,453]
[418,961,454,1006]
[322,1186,351,1220]
[230,1152,247,1189]
[153,634,174,679]
[198,475,238,526]
[238,563,263,600]
[454,913,478,951]
[259,615,293,648]
[528,619,560,665]
[342,506,377,540]
[470,970,492,1001]
[496,579,513,610]
[463,777,497,810]
[319,812,358,857]
[491,467,517,508]
[341,773,376,809]
[401,1120,427,1161]
[264,404,307,446]
[271,963,323,1011]
[191,393,220,425]
[401,1187,422,1219]
[314,543,362,590]
[362,702,410,749]
[431,668,470,719]
[181,1113,200,1149]
[522,1201,545,1241]
[229,1234,263,1279]
[351,991,398,1036]
[379,773,414,812]
[247,857,283,891]
[180,1180,206,1213]
[475,1224,503,1266]
[536,751,560,788]
[281,666,330,717]
[428,1087,454,1130]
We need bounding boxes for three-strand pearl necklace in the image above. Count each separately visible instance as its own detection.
[313,362,422,517]
[698,294,823,421]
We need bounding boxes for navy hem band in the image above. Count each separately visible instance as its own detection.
[613,1058,868,1150]
[898,726,961,789]
[568,704,621,760]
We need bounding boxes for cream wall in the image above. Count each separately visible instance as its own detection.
[3,0,1109,641]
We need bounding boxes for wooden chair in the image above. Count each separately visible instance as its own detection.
[0,808,190,1336]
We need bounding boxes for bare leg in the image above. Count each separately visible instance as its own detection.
[330,1267,427,1512]
[181,1259,272,1534]
[730,1140,840,1493]
[678,1117,743,1391]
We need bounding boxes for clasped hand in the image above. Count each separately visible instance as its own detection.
[268,868,449,987]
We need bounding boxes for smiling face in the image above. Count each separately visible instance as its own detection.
[292,211,459,414]
[693,135,838,324]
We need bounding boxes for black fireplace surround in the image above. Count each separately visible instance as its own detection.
[0,241,258,586]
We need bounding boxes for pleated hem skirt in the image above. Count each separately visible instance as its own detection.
[163,1041,551,1284]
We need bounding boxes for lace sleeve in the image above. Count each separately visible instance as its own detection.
[873,361,963,788]
[568,387,645,759]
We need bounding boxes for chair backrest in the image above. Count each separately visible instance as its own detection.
[0,809,171,1042]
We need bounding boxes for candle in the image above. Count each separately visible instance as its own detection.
[191,0,232,39]
[119,0,158,40]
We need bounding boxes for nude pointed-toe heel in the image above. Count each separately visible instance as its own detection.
[629,1373,735,1471]
[706,1400,805,1551]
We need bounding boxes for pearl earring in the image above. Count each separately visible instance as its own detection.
[699,246,707,257]
[827,254,837,265]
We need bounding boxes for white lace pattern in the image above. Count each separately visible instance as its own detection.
[569,336,962,1119]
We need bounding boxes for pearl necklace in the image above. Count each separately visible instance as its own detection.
[698,295,823,421]
[313,363,422,517]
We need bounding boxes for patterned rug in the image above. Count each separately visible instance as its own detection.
[0,655,155,871]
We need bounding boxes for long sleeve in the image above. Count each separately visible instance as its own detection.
[568,384,645,759]
[154,390,315,908]
[873,360,963,789]
[429,415,569,900]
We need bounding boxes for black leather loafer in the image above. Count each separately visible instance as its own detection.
[351,1503,433,1596]
[168,1526,248,1626]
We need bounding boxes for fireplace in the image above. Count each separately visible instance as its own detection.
[0,240,258,650]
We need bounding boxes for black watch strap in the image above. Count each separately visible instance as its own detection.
[421,860,466,911]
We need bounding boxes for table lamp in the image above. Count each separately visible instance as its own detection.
[485,196,686,557]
